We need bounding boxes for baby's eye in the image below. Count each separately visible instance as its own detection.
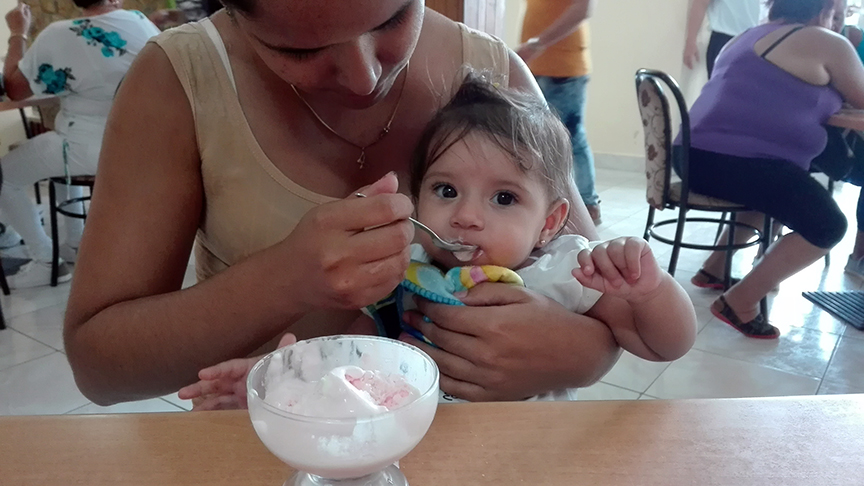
[433,184,458,198]
[494,192,517,206]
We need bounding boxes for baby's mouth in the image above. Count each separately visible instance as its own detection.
[453,247,482,262]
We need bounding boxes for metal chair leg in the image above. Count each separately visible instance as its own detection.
[723,212,737,290]
[49,181,59,287]
[0,262,9,296]
[715,211,727,244]
[644,207,656,241]
[760,215,773,319]
[668,206,688,277]
[34,182,41,205]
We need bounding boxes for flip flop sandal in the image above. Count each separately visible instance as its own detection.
[711,295,780,339]
[691,269,741,290]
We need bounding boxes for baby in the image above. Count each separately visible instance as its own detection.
[179,75,697,409]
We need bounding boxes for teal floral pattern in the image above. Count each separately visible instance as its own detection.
[70,19,128,58]
[35,64,75,94]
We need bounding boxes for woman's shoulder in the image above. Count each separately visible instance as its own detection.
[794,25,850,47]
[417,9,510,86]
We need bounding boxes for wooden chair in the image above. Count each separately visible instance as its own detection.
[635,69,771,315]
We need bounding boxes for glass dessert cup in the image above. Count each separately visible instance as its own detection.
[247,335,440,486]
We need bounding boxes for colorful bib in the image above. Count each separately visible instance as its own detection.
[365,261,524,345]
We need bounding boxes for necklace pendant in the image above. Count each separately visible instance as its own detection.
[357,150,366,169]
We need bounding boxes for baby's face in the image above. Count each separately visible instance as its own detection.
[415,132,555,269]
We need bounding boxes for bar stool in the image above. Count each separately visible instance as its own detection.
[48,176,95,287]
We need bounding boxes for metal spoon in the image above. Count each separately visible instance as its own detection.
[354,193,478,253]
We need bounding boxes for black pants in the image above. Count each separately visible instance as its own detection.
[675,147,847,249]
[707,31,734,78]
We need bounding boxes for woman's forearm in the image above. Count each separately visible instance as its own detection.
[64,248,307,406]
[685,0,711,45]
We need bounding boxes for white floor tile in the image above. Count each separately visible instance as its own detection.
[0,282,70,320]
[6,303,66,351]
[0,329,54,371]
[840,325,864,341]
[578,382,640,401]
[0,352,89,415]
[600,352,671,394]
[68,398,184,415]
[638,394,659,400]
[645,349,820,399]
[692,321,839,378]
[766,291,849,336]
[693,303,716,333]
[819,337,864,394]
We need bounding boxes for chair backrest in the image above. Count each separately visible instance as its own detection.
[634,69,691,210]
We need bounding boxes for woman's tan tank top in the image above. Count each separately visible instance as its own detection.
[150,19,510,340]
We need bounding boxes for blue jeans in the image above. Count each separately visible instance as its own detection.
[535,75,599,207]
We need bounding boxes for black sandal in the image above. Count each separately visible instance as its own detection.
[711,295,779,339]
[692,269,741,290]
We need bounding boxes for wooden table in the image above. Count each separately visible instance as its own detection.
[2,395,863,485]
[828,108,864,130]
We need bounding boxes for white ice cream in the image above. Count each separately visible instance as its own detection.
[248,338,439,480]
[264,365,420,419]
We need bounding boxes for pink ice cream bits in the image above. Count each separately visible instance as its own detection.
[247,336,440,486]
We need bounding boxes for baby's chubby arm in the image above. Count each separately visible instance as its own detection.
[575,237,697,362]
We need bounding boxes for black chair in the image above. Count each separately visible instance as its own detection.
[48,175,94,287]
[635,69,772,316]
[0,168,9,330]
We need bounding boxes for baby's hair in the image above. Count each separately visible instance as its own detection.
[410,73,580,231]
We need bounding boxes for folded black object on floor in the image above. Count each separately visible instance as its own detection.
[803,291,864,331]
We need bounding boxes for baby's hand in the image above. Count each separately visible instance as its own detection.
[572,237,664,302]
[177,333,297,411]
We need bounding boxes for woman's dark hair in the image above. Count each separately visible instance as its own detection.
[73,0,107,8]
[410,73,579,228]
[767,0,835,23]
[219,0,255,15]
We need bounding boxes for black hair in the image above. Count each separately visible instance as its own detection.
[73,0,107,8]
[767,0,835,23]
[218,0,255,15]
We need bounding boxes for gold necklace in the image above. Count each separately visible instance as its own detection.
[291,62,409,169]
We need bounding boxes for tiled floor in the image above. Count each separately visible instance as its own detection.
[1,167,863,415]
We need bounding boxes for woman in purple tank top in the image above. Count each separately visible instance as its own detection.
[675,0,864,338]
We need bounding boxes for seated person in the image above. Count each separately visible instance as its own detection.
[677,0,864,338]
[149,0,221,29]
[823,0,864,279]
[178,76,697,410]
[64,2,620,406]
[1,0,159,288]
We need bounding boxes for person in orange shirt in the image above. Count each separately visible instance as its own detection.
[517,0,600,224]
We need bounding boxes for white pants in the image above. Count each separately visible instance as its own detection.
[0,128,100,263]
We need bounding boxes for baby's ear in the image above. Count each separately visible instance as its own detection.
[537,198,569,248]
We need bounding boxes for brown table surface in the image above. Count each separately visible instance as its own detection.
[2,395,863,486]
[828,108,864,131]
